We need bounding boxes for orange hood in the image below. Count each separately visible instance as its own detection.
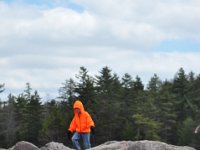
[73,100,84,114]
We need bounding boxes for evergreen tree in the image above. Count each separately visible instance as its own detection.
[133,75,144,93]
[133,75,161,141]
[26,91,42,145]
[147,74,162,93]
[58,78,76,106]
[122,73,134,89]
[120,73,135,140]
[178,117,196,147]
[24,83,32,101]
[75,67,96,109]
[133,114,161,140]
[95,66,122,142]
[173,68,188,95]
[156,81,177,144]
[15,83,34,142]
[15,94,28,141]
[172,68,190,121]
[40,100,67,144]
[0,96,7,147]
[186,73,200,119]
[95,66,114,94]
[3,94,17,148]
[121,73,135,114]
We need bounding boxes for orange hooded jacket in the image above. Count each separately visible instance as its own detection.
[68,100,95,133]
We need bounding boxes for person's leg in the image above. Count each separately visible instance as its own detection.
[72,132,81,150]
[82,133,91,149]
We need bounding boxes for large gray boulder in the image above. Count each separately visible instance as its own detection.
[91,140,196,150]
[10,141,39,150]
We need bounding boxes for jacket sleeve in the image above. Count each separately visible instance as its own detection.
[68,117,76,132]
[86,112,95,128]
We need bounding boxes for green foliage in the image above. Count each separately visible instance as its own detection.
[133,114,161,140]
[58,78,76,105]
[25,91,43,145]
[121,120,135,140]
[147,74,162,92]
[39,100,68,145]
[133,75,144,92]
[94,67,123,142]
[75,67,96,108]
[15,94,28,141]
[178,117,196,147]
[3,95,17,147]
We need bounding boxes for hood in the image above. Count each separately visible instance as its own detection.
[73,100,85,114]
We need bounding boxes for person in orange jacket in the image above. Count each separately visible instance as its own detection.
[67,100,95,150]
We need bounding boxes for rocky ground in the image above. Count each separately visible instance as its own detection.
[0,140,196,150]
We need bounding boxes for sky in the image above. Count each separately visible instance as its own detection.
[0,0,200,101]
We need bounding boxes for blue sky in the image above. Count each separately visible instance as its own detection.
[157,40,200,52]
[3,0,85,12]
[0,0,200,101]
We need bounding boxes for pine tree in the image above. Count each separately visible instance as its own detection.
[26,91,42,145]
[147,74,162,93]
[178,117,196,147]
[40,100,66,143]
[0,85,6,145]
[186,72,200,119]
[172,68,190,121]
[133,114,161,140]
[75,66,96,108]
[121,73,135,113]
[0,96,7,147]
[95,66,122,142]
[15,83,34,142]
[156,81,177,144]
[58,78,76,106]
[15,94,28,141]
[133,75,144,93]
[120,73,135,140]
[4,94,17,147]
[24,83,32,101]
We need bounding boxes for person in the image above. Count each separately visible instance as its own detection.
[67,100,95,150]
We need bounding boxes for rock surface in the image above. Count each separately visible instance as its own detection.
[8,141,40,150]
[91,140,196,150]
[40,142,72,150]
[1,140,196,150]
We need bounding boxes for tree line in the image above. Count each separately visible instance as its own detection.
[0,66,200,149]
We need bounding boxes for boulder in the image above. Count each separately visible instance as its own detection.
[91,140,196,150]
[11,141,39,150]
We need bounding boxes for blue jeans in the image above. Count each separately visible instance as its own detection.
[72,132,91,150]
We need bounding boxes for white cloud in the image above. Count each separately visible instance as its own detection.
[76,0,200,41]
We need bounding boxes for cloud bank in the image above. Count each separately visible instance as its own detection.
[0,0,200,100]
